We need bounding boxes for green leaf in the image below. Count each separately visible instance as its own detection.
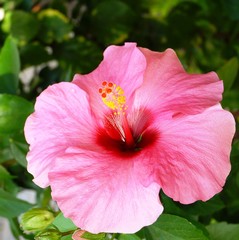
[2,0,22,10]
[9,217,26,240]
[61,235,73,240]
[119,234,141,240]
[207,222,239,240]
[2,10,39,42]
[0,134,13,163]
[0,36,20,94]
[52,212,77,232]
[0,94,33,134]
[223,0,239,20]
[143,0,209,19]
[91,0,135,45]
[180,196,225,216]
[0,165,18,194]
[0,165,14,188]
[38,9,72,43]
[162,193,225,217]
[146,214,209,240]
[9,139,28,167]
[222,89,239,109]
[0,147,13,163]
[144,0,182,19]
[0,165,12,180]
[35,228,62,240]
[54,37,101,74]
[21,42,51,66]
[217,57,238,92]
[0,189,33,218]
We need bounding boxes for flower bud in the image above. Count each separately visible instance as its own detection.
[35,229,62,240]
[20,208,55,232]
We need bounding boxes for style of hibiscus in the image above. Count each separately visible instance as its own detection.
[24,43,235,234]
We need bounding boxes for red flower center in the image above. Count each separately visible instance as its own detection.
[96,81,158,157]
[96,115,158,157]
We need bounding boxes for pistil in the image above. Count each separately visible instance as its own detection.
[99,81,136,149]
[122,115,135,149]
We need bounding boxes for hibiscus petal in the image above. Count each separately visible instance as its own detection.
[135,47,223,115]
[150,105,235,204]
[24,82,97,187]
[73,43,146,117]
[49,151,163,234]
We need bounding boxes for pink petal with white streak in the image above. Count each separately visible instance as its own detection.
[24,82,97,187]
[49,150,163,234]
[149,105,235,203]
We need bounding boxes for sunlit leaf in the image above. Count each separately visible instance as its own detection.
[38,9,72,43]
[143,0,209,19]
[2,0,22,10]
[2,10,39,42]
[52,212,77,232]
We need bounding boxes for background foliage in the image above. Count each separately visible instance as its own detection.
[0,0,238,239]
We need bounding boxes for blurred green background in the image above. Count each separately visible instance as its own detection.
[0,0,238,239]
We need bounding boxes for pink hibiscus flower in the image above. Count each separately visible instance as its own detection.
[24,43,235,234]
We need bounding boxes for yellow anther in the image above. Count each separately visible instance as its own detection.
[99,81,126,113]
